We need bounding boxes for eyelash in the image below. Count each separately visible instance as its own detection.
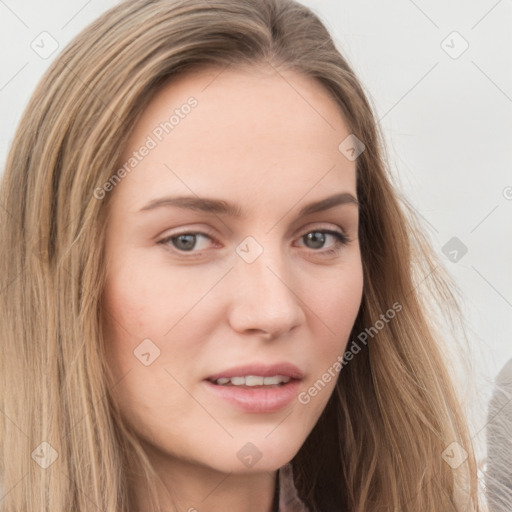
[158,228,350,258]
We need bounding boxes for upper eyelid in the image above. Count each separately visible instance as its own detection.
[160,222,348,240]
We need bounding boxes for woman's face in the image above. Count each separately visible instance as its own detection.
[101,64,363,474]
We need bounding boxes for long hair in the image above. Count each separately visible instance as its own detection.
[0,0,482,510]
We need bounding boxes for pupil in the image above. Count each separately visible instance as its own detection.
[305,232,325,249]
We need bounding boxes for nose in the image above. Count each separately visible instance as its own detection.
[226,244,306,340]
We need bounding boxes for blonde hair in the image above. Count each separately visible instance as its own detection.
[0,0,482,510]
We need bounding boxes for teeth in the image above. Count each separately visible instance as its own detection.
[263,376,289,385]
[245,375,264,386]
[214,375,291,386]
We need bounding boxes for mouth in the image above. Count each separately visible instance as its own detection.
[203,363,303,413]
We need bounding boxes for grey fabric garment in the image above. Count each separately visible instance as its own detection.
[277,463,309,512]
[486,358,512,512]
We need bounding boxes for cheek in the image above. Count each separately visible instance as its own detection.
[100,273,191,442]
[335,251,363,319]
[103,249,228,336]
[100,257,213,416]
[100,260,170,388]
[295,263,363,420]
[309,258,363,346]
[102,255,190,344]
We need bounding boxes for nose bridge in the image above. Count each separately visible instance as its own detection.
[228,235,304,335]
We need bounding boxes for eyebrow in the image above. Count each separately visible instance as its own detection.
[138,192,358,217]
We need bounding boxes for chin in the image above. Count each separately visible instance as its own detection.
[206,436,302,474]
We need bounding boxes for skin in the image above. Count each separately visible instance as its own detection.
[101,63,363,512]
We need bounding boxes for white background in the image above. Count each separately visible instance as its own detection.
[1,0,511,472]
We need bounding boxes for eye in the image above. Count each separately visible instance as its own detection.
[296,229,349,256]
[160,232,215,253]
[158,228,350,256]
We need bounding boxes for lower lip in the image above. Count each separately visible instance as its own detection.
[203,379,301,413]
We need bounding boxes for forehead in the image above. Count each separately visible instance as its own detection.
[113,64,357,213]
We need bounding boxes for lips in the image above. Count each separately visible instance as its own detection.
[203,362,304,413]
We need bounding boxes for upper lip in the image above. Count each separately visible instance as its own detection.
[206,362,304,382]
